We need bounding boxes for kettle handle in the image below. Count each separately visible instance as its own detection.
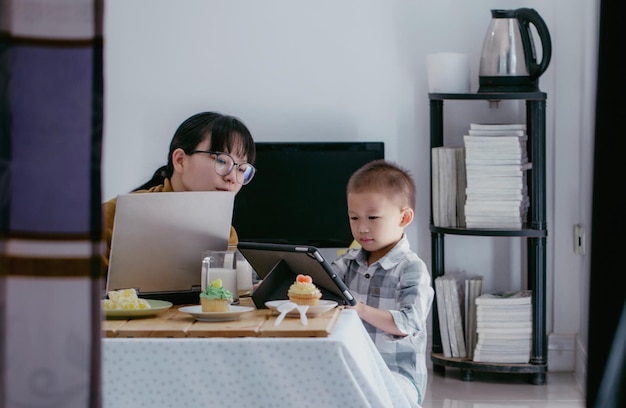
[515,8,552,80]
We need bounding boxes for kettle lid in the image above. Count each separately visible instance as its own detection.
[491,9,516,18]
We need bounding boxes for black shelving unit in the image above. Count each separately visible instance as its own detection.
[429,91,548,385]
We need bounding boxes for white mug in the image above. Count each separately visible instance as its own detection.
[235,251,253,295]
[426,52,471,93]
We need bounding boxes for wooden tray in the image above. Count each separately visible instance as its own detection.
[259,307,342,337]
[187,309,267,338]
[102,303,343,338]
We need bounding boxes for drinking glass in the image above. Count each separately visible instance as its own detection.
[201,248,239,304]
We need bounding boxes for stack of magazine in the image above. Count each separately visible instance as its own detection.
[434,273,483,359]
[431,146,466,228]
[463,123,531,229]
[473,290,532,363]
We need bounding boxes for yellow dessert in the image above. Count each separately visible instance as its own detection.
[288,274,322,306]
[200,278,233,312]
[103,288,151,310]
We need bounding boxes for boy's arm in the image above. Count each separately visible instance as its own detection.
[348,257,433,336]
[348,301,407,336]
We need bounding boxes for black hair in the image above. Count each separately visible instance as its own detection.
[347,159,416,210]
[133,111,256,191]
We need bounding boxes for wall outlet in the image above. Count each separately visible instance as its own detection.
[574,224,585,255]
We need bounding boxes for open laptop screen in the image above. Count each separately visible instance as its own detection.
[106,191,234,304]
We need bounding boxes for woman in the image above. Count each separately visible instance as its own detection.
[102,111,256,268]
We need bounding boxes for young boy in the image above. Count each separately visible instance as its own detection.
[331,159,434,406]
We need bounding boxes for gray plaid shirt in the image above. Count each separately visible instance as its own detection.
[331,236,434,404]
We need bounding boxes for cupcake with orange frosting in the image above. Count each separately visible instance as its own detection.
[288,274,322,306]
[200,278,233,312]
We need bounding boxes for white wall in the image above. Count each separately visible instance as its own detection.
[103,0,596,379]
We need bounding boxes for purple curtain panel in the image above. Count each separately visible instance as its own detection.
[0,1,104,407]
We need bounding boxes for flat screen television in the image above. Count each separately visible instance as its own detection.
[233,142,385,248]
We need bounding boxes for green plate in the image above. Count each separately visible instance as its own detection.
[104,299,173,319]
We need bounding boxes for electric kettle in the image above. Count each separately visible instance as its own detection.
[478,8,551,93]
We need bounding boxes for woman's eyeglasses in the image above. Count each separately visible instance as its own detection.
[191,150,256,185]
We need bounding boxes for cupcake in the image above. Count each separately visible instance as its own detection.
[200,278,233,312]
[288,274,322,306]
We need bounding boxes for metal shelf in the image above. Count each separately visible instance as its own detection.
[430,224,547,237]
[428,91,548,385]
[431,353,547,384]
[429,91,547,101]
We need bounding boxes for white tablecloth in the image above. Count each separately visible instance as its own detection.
[102,309,413,408]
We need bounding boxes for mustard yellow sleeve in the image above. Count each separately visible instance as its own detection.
[102,197,118,271]
[229,226,239,247]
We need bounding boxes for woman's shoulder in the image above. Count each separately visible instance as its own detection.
[102,183,166,213]
[146,184,167,192]
[136,183,167,193]
[102,196,118,214]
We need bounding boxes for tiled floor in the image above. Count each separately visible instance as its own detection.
[421,368,586,408]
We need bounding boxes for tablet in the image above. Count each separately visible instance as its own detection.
[237,242,357,308]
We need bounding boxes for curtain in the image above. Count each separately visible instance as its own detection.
[588,0,626,407]
[0,1,104,407]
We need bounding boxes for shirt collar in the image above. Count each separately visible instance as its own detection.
[163,178,174,192]
[346,234,410,269]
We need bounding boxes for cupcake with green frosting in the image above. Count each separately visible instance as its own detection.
[200,278,233,312]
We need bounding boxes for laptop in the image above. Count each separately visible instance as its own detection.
[106,191,235,305]
[237,241,357,308]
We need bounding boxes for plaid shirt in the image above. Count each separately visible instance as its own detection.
[331,236,434,404]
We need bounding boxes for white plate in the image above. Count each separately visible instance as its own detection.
[178,305,255,322]
[104,299,173,319]
[265,300,338,317]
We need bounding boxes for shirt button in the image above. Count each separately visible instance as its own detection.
[365,273,371,279]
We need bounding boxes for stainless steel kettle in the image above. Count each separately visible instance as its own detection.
[478,8,551,93]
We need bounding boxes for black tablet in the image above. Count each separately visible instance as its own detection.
[237,242,357,309]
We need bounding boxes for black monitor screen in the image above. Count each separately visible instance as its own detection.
[233,142,384,248]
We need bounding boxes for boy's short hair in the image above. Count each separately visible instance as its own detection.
[347,159,416,210]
